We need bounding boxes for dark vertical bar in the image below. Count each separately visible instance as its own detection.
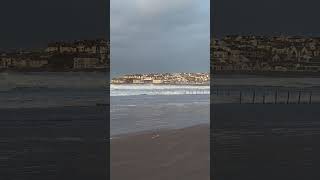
[263,93,265,104]
[309,91,312,104]
[275,90,278,104]
[240,91,242,104]
[298,91,301,104]
[252,90,256,104]
[107,1,110,180]
[286,91,290,104]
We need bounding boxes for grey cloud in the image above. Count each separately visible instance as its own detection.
[111,0,209,76]
[0,0,108,49]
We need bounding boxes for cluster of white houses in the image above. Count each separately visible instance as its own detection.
[112,73,209,85]
[0,39,109,70]
[212,35,320,72]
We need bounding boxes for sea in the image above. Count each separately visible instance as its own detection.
[2,72,320,179]
[0,72,108,179]
[110,75,320,179]
[0,72,210,179]
[110,84,210,135]
[211,75,320,180]
[0,72,107,108]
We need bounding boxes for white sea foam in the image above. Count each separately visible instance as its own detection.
[110,84,210,96]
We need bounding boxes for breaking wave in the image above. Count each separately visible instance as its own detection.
[111,84,210,96]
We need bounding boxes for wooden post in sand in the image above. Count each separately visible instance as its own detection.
[309,91,312,104]
[298,91,301,104]
[252,90,256,104]
[286,91,290,104]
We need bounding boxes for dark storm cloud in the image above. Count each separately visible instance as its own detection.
[111,0,209,75]
[0,0,108,49]
[212,0,320,37]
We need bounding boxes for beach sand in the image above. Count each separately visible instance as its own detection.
[213,104,320,180]
[111,125,210,180]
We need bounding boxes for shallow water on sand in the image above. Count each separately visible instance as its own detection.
[0,106,107,179]
[0,72,108,108]
[213,104,320,180]
[111,94,209,136]
[0,71,108,179]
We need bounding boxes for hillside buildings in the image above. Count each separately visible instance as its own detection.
[112,73,209,85]
[211,35,320,73]
[0,39,109,71]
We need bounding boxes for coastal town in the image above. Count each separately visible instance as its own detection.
[0,39,109,71]
[211,35,320,73]
[4,35,320,74]
[111,73,209,85]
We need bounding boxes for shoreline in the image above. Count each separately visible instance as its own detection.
[110,94,210,98]
[111,123,209,138]
[2,70,319,78]
[213,71,320,77]
[111,83,209,86]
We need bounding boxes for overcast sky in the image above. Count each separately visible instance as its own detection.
[212,0,320,37]
[111,0,209,76]
[0,0,108,49]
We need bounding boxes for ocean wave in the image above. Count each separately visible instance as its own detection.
[111,84,210,96]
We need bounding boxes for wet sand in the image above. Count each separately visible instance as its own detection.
[0,106,108,180]
[213,104,320,180]
[111,125,210,180]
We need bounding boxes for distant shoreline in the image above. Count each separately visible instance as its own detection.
[111,83,209,86]
[1,69,319,77]
[213,71,320,77]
